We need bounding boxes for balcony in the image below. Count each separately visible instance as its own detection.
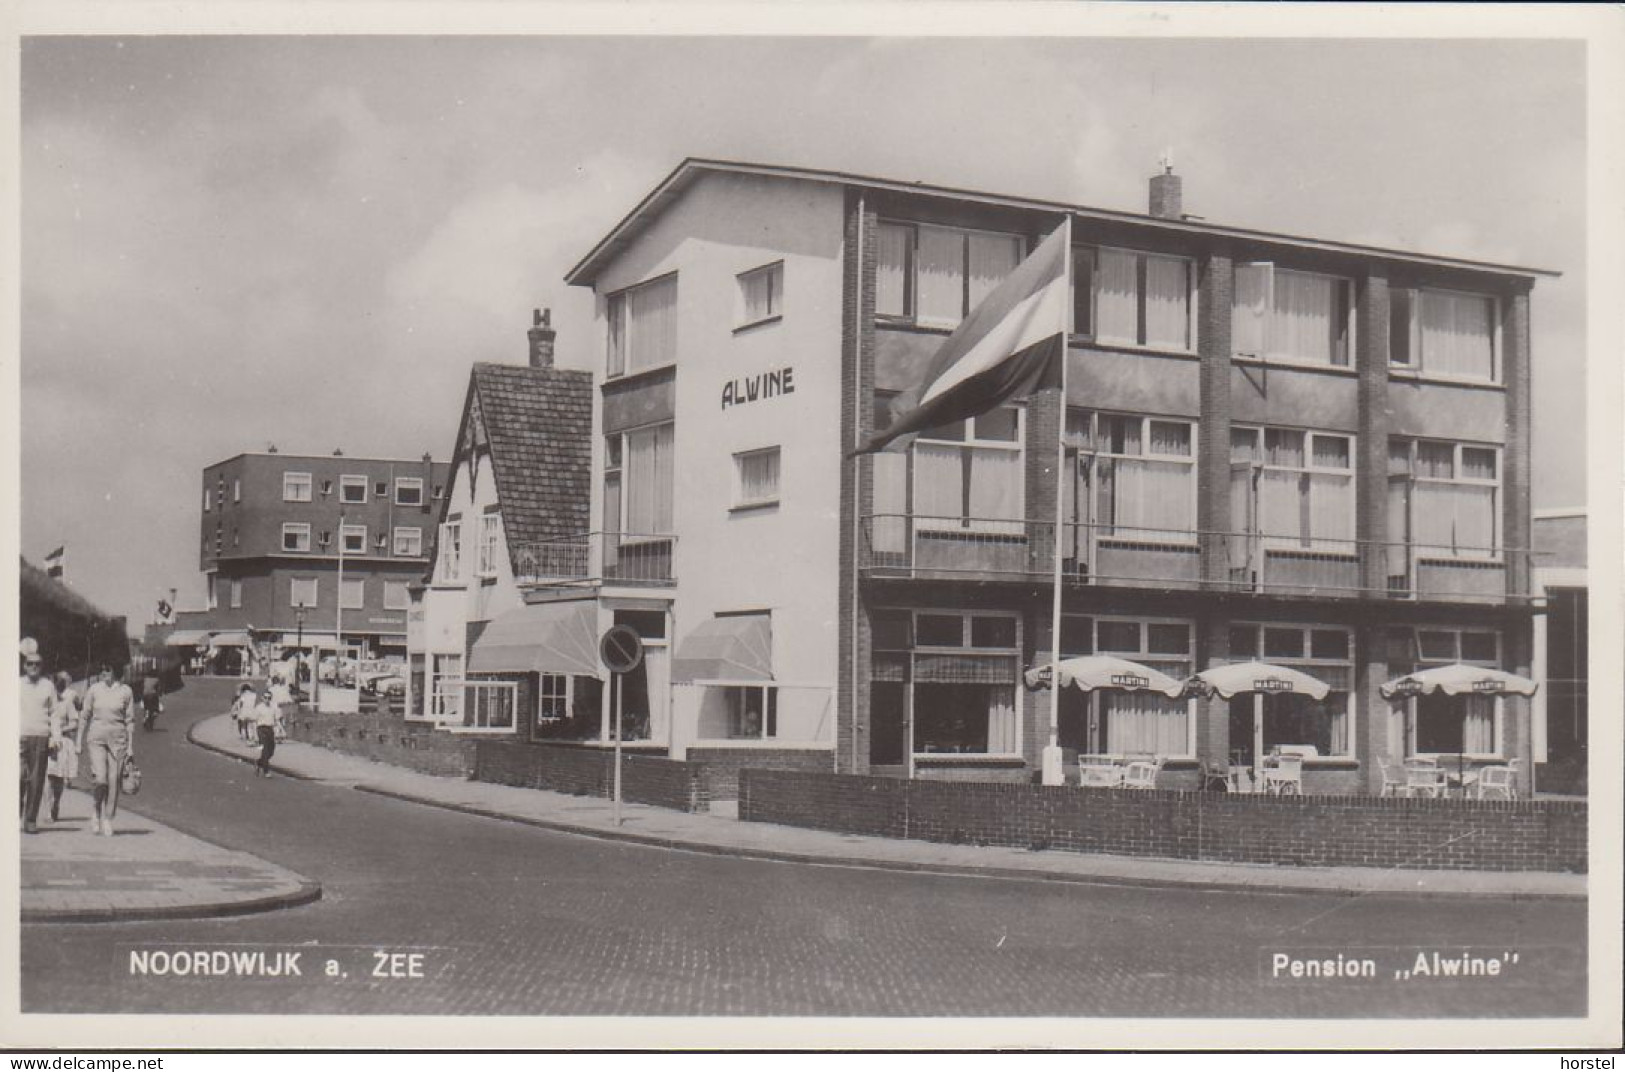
[511,532,676,589]
[860,515,1533,605]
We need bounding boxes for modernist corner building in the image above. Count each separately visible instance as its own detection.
[175,450,452,662]
[422,157,1562,797]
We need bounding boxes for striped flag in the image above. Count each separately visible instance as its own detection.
[853,221,1070,455]
[44,545,65,580]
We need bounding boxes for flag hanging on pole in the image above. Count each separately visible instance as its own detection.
[44,545,66,580]
[851,223,1070,455]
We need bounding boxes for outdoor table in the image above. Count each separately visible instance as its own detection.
[1078,761,1124,788]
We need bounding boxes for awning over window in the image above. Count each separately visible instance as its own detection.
[671,615,772,685]
[466,600,599,677]
[165,630,213,648]
[208,632,252,648]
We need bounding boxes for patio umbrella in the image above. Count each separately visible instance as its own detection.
[1188,661,1331,701]
[1378,664,1538,700]
[1024,654,1185,698]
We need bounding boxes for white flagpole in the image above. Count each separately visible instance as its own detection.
[1043,216,1073,786]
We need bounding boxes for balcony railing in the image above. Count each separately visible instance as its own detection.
[860,515,1533,605]
[511,531,676,588]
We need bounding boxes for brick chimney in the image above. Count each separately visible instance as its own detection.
[1148,151,1182,220]
[528,307,556,369]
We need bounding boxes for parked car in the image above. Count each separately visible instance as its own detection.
[369,675,406,698]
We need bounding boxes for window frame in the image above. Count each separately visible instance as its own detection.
[1066,409,1198,546]
[604,422,676,538]
[339,577,365,611]
[229,579,243,610]
[394,477,424,507]
[1390,286,1501,384]
[1058,613,1198,759]
[1231,424,1357,551]
[736,261,784,329]
[1231,262,1356,369]
[606,272,680,380]
[912,404,1026,534]
[339,475,368,504]
[382,580,411,611]
[874,609,1024,760]
[1396,626,1505,760]
[874,220,1026,328]
[283,471,313,503]
[437,519,463,583]
[731,446,782,510]
[281,522,312,553]
[290,577,318,608]
[393,526,424,557]
[1389,437,1503,559]
[203,485,211,514]
[1229,621,1357,760]
[476,513,503,579]
[232,478,241,503]
[1071,244,1197,354]
[340,523,367,556]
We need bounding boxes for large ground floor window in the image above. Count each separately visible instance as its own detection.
[531,673,606,742]
[1227,623,1354,765]
[1390,626,1504,758]
[1054,615,1195,757]
[869,609,1021,761]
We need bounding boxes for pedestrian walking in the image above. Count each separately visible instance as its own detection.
[232,682,257,743]
[269,675,293,741]
[140,673,163,731]
[78,663,136,836]
[18,645,56,834]
[254,688,279,777]
[47,672,83,823]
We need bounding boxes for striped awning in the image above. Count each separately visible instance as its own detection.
[671,615,772,685]
[164,630,213,648]
[466,600,599,677]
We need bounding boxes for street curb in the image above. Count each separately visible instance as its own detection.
[349,784,1587,902]
[185,715,318,781]
[23,880,323,925]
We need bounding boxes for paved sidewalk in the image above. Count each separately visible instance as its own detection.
[188,713,1585,901]
[21,789,322,923]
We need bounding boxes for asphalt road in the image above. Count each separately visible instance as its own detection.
[21,678,1588,1018]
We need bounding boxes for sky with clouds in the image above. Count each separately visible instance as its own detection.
[19,33,1589,627]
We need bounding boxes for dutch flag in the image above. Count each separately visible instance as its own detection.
[44,545,65,580]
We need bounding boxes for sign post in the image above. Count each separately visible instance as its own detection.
[599,625,644,827]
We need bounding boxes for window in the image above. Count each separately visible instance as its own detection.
[913,405,1024,533]
[1232,264,1353,367]
[383,581,410,610]
[537,673,571,723]
[737,262,783,326]
[283,472,312,502]
[229,580,242,609]
[375,480,388,498]
[1065,411,1196,543]
[733,447,781,509]
[1072,246,1194,351]
[1391,288,1498,381]
[1227,623,1355,761]
[606,273,678,378]
[340,475,368,504]
[433,484,444,500]
[1054,616,1196,758]
[281,523,311,553]
[395,478,424,506]
[1232,426,1355,550]
[340,578,365,610]
[233,479,241,503]
[203,486,211,513]
[477,513,503,578]
[393,526,423,557]
[437,520,463,583]
[725,685,778,740]
[1390,627,1503,757]
[290,578,317,607]
[869,610,1021,760]
[341,524,366,555]
[876,222,1023,327]
[1388,438,1500,558]
[430,654,462,721]
[605,423,675,535]
[205,574,218,611]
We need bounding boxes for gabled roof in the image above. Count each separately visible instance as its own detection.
[442,363,593,566]
[565,157,1561,288]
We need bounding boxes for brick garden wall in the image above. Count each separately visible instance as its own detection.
[684,747,833,800]
[285,706,477,779]
[739,769,1587,873]
[473,741,703,813]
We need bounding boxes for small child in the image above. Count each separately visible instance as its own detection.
[232,683,257,744]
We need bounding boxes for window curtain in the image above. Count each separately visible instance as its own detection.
[912,444,963,529]
[606,294,626,377]
[1273,271,1334,364]
[1259,470,1302,540]
[741,270,774,322]
[1462,695,1496,753]
[916,227,963,325]
[1109,459,1193,539]
[1415,483,1496,554]
[1143,255,1189,349]
[876,224,910,316]
[1308,473,1355,547]
[1420,291,1494,380]
[739,450,779,502]
[985,689,1019,754]
[967,233,1020,310]
[1095,249,1139,344]
[626,425,674,533]
[871,452,908,554]
[1101,656,1190,756]
[626,277,677,373]
[967,447,1023,532]
[1232,263,1271,356]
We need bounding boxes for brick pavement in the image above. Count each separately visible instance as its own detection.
[188,712,1584,901]
[20,786,322,922]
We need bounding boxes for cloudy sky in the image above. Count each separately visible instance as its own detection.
[19,32,1591,627]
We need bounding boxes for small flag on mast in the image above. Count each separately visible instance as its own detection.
[44,546,66,580]
[852,222,1070,455]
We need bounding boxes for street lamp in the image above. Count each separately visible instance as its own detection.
[294,603,307,701]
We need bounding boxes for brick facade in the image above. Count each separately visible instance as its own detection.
[740,769,1586,873]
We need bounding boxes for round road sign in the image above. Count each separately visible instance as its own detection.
[599,625,644,674]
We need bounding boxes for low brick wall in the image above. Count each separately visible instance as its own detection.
[284,707,477,779]
[739,769,1588,873]
[473,741,703,813]
[684,747,833,800]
